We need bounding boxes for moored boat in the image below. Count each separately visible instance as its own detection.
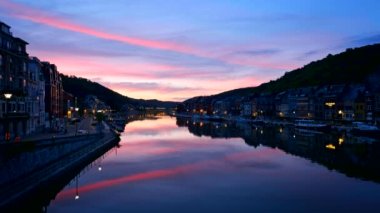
[351,122,380,138]
[295,120,331,132]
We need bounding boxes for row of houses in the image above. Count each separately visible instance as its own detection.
[0,21,75,140]
[180,84,380,123]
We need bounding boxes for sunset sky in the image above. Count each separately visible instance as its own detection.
[1,0,379,101]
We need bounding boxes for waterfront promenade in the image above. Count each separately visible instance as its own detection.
[0,117,121,211]
[22,117,97,142]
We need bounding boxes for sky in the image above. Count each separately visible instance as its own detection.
[1,0,380,101]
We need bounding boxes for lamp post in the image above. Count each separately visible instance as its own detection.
[75,107,79,135]
[4,93,12,142]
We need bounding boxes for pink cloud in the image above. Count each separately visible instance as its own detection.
[32,52,184,79]
[0,0,194,53]
[0,0,299,72]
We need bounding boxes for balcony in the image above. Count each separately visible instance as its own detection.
[1,112,29,120]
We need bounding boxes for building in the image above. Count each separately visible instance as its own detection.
[339,85,364,121]
[295,87,315,119]
[26,57,45,134]
[240,96,255,118]
[316,85,346,120]
[63,91,74,118]
[275,91,289,118]
[255,93,275,117]
[42,62,64,130]
[0,21,30,140]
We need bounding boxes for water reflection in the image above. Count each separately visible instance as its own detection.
[46,116,380,212]
[176,117,380,183]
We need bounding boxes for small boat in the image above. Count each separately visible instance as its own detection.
[208,115,225,122]
[295,120,331,132]
[351,122,380,138]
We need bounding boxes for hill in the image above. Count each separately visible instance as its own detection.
[60,75,178,110]
[186,43,380,103]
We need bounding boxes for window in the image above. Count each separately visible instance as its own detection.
[1,25,10,34]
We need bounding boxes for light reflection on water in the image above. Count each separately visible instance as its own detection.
[49,116,380,212]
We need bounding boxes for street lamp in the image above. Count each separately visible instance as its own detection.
[4,93,12,99]
[4,93,12,142]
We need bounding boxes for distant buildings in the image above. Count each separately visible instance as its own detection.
[181,83,380,123]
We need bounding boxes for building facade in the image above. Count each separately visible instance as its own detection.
[42,62,64,130]
[27,57,45,134]
[0,21,30,140]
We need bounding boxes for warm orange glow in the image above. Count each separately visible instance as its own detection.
[325,102,336,107]
[338,138,344,145]
[326,144,336,150]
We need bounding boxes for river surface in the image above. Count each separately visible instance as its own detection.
[48,116,380,212]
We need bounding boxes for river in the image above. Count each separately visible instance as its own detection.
[47,116,380,212]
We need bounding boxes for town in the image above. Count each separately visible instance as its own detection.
[178,81,380,123]
[0,21,111,142]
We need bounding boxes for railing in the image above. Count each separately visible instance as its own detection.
[0,133,117,207]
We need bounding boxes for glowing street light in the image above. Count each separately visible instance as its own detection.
[4,93,13,142]
[4,93,12,99]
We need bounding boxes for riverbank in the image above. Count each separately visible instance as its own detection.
[174,113,380,138]
[0,126,120,211]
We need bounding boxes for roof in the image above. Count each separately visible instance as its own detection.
[14,37,29,45]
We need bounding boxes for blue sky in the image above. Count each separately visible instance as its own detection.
[1,0,379,101]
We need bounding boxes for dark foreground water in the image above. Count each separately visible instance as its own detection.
[48,116,380,212]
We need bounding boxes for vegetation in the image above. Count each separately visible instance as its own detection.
[196,43,380,102]
[61,75,178,110]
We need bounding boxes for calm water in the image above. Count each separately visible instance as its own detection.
[48,116,380,212]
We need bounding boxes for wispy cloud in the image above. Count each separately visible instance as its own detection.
[349,33,380,46]
[100,81,205,93]
[233,49,281,56]
[0,0,193,53]
[0,0,298,72]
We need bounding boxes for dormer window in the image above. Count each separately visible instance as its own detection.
[1,25,10,34]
